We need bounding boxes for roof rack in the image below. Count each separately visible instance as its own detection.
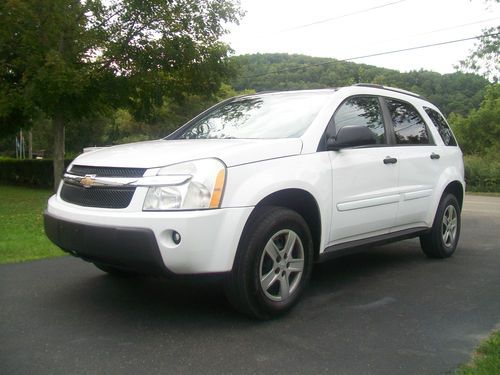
[354,83,422,99]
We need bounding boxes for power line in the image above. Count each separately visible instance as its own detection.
[241,33,500,79]
[407,17,500,38]
[368,17,500,47]
[280,0,409,33]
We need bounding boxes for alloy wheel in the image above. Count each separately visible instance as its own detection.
[442,205,458,247]
[259,229,305,302]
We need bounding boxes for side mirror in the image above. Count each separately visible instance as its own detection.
[326,125,376,151]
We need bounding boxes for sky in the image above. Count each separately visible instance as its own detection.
[222,0,500,74]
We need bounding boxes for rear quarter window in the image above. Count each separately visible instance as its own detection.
[385,99,431,145]
[424,107,457,146]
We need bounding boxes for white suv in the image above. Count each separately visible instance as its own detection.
[44,84,464,318]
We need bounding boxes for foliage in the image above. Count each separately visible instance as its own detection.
[447,84,499,192]
[0,0,243,186]
[0,0,243,125]
[230,53,490,115]
[0,158,72,188]
[458,0,500,82]
[457,331,500,375]
[464,155,500,192]
[448,84,499,155]
[0,0,109,134]
[459,25,499,82]
[0,185,62,263]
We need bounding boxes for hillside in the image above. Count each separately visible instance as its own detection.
[230,53,490,116]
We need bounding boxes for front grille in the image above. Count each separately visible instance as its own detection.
[60,183,136,209]
[69,165,146,178]
[61,165,146,208]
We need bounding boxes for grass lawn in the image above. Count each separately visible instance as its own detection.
[458,331,500,374]
[0,185,64,263]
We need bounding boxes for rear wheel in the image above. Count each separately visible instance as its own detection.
[420,193,461,258]
[224,206,313,319]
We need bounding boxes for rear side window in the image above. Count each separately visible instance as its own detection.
[424,107,457,146]
[333,96,385,144]
[386,99,430,145]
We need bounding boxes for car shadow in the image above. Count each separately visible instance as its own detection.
[49,239,430,328]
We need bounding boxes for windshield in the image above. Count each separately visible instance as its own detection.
[175,91,332,139]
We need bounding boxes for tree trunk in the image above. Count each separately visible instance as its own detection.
[53,114,65,191]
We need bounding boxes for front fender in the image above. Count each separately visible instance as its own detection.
[222,153,333,250]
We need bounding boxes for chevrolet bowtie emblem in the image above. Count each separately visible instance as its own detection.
[80,174,96,188]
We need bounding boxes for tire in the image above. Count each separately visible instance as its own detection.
[224,206,313,319]
[93,263,138,277]
[420,193,461,258]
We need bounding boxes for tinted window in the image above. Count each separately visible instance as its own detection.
[386,99,430,145]
[176,92,331,139]
[424,107,457,146]
[333,96,385,144]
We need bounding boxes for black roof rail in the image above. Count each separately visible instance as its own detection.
[255,88,338,94]
[355,83,384,89]
[354,83,423,99]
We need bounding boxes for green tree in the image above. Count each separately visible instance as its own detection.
[448,84,500,155]
[0,0,242,189]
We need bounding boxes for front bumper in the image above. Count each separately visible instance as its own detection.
[44,213,170,275]
[45,195,253,275]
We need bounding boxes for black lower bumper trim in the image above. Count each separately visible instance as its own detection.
[44,212,171,276]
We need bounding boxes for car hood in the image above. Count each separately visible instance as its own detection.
[70,138,303,169]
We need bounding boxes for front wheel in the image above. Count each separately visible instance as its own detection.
[420,193,461,258]
[224,207,313,319]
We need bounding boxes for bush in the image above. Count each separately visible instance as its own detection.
[0,158,71,188]
[464,155,500,193]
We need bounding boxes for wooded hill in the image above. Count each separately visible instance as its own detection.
[230,53,490,116]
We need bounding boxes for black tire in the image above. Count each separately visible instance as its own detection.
[224,206,313,319]
[420,193,461,258]
[93,263,138,277]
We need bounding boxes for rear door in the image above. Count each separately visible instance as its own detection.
[382,98,444,230]
[329,96,400,244]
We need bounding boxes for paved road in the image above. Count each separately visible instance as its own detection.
[1,195,499,375]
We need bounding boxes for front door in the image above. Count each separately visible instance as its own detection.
[327,96,399,244]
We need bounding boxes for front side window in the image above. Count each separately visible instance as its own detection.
[333,96,385,144]
[386,99,430,145]
[175,92,331,139]
[424,107,457,146]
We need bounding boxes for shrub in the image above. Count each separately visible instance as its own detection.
[0,158,71,188]
[464,155,500,193]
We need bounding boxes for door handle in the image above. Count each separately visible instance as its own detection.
[383,157,398,164]
[430,153,440,160]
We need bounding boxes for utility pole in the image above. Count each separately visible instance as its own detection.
[20,129,25,159]
[28,130,33,159]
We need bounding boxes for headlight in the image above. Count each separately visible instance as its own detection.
[143,158,226,211]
